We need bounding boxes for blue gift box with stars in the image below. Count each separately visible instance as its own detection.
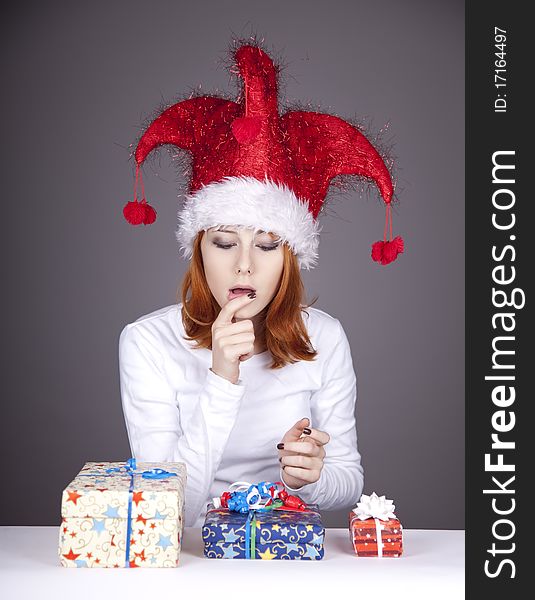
[202,501,325,560]
[59,460,187,568]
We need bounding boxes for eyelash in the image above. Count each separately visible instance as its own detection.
[213,242,279,252]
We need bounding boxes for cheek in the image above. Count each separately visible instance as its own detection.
[203,247,232,271]
[201,248,230,288]
[260,252,284,286]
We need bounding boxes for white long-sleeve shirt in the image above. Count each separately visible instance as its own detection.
[118,302,363,527]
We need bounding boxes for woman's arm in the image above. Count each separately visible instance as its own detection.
[118,323,246,526]
[280,318,364,509]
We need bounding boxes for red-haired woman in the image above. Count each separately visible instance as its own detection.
[119,42,399,527]
[119,219,363,527]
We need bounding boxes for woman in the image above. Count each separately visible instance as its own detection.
[120,41,401,527]
[119,223,362,527]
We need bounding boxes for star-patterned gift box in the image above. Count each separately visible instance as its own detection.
[58,460,187,568]
[202,501,325,560]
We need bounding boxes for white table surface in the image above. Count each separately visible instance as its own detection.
[0,526,464,599]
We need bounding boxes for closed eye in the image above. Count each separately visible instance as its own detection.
[213,242,280,252]
[213,242,234,249]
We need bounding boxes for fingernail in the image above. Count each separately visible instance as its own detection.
[277,443,284,450]
[247,291,256,299]
[303,427,311,435]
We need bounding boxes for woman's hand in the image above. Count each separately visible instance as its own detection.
[210,293,257,384]
[277,417,330,489]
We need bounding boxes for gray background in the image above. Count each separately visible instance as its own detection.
[2,0,464,528]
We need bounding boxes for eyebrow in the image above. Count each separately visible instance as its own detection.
[214,228,272,235]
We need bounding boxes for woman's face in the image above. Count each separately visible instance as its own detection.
[200,225,284,318]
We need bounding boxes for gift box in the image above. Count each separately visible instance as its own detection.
[202,482,325,560]
[349,492,403,557]
[58,458,187,568]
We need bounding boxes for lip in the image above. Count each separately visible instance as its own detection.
[229,284,256,291]
[228,285,256,301]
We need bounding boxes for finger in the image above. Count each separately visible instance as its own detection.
[215,293,256,325]
[299,442,326,460]
[301,427,330,446]
[219,332,255,347]
[281,454,323,470]
[284,417,311,441]
[223,333,254,362]
[213,320,254,337]
[279,441,320,456]
[225,342,255,361]
[281,466,321,484]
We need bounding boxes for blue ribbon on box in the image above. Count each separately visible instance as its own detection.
[77,458,177,567]
[221,481,284,559]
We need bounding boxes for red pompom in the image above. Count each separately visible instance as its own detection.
[123,199,157,226]
[231,116,263,145]
[371,236,404,265]
[371,240,385,263]
[123,200,146,225]
[142,202,157,225]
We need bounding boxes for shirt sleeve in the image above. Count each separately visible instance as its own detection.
[118,323,247,526]
[281,318,364,509]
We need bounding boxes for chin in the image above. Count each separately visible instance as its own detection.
[236,302,262,316]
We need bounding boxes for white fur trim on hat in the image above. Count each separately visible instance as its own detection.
[176,176,321,270]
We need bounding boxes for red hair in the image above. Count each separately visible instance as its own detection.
[178,230,319,369]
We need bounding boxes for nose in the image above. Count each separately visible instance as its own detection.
[236,243,253,273]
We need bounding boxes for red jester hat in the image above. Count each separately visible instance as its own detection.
[124,43,404,267]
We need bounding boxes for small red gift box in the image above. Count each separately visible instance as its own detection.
[349,492,403,557]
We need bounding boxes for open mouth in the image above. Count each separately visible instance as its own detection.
[228,287,256,298]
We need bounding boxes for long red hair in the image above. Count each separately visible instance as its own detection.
[178,230,319,369]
